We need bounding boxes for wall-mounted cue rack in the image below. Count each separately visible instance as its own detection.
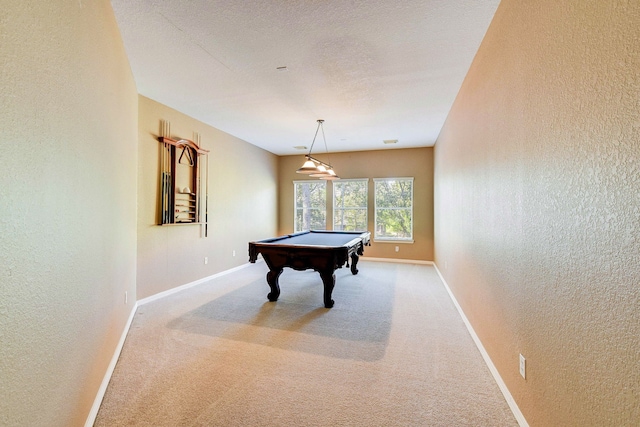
[158,120,209,236]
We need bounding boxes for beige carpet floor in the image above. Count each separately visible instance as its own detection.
[95,261,517,426]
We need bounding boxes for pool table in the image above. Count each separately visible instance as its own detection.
[248,230,371,308]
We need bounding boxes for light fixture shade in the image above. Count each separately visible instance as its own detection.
[319,169,340,180]
[296,159,319,174]
[309,164,330,177]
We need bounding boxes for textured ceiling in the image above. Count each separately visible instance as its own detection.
[111,0,500,155]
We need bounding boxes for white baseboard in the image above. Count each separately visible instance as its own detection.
[85,302,139,427]
[85,261,259,426]
[137,261,259,306]
[362,256,433,265]
[432,264,529,427]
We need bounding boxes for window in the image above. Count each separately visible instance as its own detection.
[374,178,413,241]
[294,181,326,232]
[333,179,368,231]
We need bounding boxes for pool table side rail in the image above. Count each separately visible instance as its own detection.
[248,231,370,263]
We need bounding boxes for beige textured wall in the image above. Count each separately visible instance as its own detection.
[137,96,278,299]
[434,1,639,425]
[0,1,138,426]
[279,148,434,261]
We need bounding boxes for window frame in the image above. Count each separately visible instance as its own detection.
[332,178,369,232]
[293,180,327,232]
[373,177,414,242]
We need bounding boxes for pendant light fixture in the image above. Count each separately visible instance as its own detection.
[296,119,340,180]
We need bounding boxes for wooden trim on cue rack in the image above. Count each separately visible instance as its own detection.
[158,136,210,155]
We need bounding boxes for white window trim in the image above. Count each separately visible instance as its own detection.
[293,180,327,232]
[373,177,414,242]
[332,178,369,231]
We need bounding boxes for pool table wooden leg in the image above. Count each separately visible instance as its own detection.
[266,268,282,302]
[350,253,360,275]
[319,270,335,308]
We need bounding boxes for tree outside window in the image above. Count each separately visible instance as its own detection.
[374,178,413,240]
[294,181,326,232]
[333,179,368,231]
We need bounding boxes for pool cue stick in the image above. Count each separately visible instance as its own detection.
[161,121,166,224]
[164,144,168,223]
[162,120,167,224]
[167,121,172,223]
[205,152,209,237]
[194,132,202,232]
[162,120,171,224]
[168,143,172,223]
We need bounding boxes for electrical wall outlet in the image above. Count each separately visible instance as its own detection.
[125,291,128,305]
[519,354,526,379]
[395,246,399,252]
[232,250,236,257]
[204,257,208,265]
